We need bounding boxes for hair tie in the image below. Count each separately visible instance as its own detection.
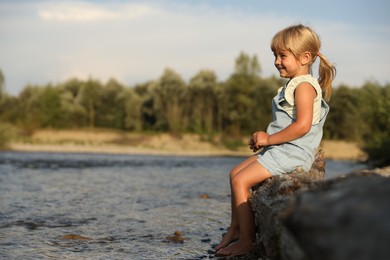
[317,52,321,57]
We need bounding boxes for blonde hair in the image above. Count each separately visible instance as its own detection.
[271,24,336,101]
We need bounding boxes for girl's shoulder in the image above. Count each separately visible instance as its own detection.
[287,74,320,90]
[284,75,321,105]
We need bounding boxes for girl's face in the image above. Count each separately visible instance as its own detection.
[273,50,308,79]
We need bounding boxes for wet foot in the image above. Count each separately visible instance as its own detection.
[216,239,253,257]
[215,228,239,251]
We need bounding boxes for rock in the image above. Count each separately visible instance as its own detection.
[164,231,185,243]
[284,173,390,260]
[248,150,390,260]
[360,166,390,177]
[199,193,209,199]
[60,234,93,240]
[248,150,326,260]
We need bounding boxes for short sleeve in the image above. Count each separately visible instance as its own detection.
[284,75,321,106]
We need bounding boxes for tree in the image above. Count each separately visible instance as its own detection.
[154,68,186,133]
[214,83,229,134]
[132,81,158,131]
[250,77,280,131]
[62,78,83,97]
[37,86,63,127]
[188,70,218,134]
[77,78,103,128]
[325,86,363,141]
[17,86,43,133]
[235,52,261,77]
[95,78,126,129]
[58,79,87,128]
[0,94,19,123]
[0,69,4,100]
[223,52,262,135]
[359,82,390,164]
[123,88,143,131]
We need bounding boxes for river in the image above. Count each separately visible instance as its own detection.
[0,151,366,259]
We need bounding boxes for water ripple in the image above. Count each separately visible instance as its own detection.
[0,151,365,259]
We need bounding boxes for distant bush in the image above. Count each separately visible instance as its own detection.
[360,83,390,166]
[0,123,12,148]
[364,137,390,166]
[325,82,390,165]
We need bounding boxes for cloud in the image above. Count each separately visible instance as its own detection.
[37,1,156,22]
[31,1,291,87]
[0,0,389,95]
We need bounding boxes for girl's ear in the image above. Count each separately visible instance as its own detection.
[300,51,312,66]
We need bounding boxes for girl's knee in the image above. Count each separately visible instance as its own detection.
[230,173,244,189]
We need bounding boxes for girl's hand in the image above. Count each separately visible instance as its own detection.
[249,131,270,152]
[248,136,258,152]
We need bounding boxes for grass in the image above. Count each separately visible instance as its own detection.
[5,127,365,160]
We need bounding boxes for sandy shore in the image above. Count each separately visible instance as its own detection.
[7,129,366,161]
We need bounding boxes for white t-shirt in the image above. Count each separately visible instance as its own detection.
[277,74,322,124]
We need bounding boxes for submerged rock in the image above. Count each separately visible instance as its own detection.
[164,230,185,244]
[199,193,209,199]
[60,234,93,240]
[248,151,390,260]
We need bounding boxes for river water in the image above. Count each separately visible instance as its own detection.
[0,151,366,259]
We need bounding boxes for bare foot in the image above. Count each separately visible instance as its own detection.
[216,239,253,257]
[215,227,239,251]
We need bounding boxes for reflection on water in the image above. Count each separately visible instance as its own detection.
[0,151,366,259]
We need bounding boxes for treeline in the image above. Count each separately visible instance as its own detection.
[0,53,280,136]
[0,53,389,164]
[326,82,390,164]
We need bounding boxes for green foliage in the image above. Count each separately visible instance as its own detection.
[0,93,20,124]
[325,86,364,141]
[188,70,218,134]
[0,121,18,149]
[0,53,389,164]
[95,79,126,129]
[324,82,390,164]
[78,78,103,128]
[359,83,390,165]
[0,124,10,148]
[154,68,187,133]
[222,52,271,136]
[0,69,4,100]
[132,81,158,131]
[38,86,62,127]
[59,78,87,127]
[17,85,43,133]
[235,52,261,76]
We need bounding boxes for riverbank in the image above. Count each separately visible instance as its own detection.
[6,129,366,160]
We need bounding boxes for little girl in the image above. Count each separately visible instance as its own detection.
[215,24,336,257]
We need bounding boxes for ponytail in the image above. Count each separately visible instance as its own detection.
[317,52,336,101]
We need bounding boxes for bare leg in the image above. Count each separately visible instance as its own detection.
[215,156,261,251]
[217,160,272,256]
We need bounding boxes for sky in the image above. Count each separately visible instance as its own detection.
[0,0,389,95]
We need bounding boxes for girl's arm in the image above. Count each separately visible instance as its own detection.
[254,82,316,148]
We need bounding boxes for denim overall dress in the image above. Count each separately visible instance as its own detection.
[257,80,330,176]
